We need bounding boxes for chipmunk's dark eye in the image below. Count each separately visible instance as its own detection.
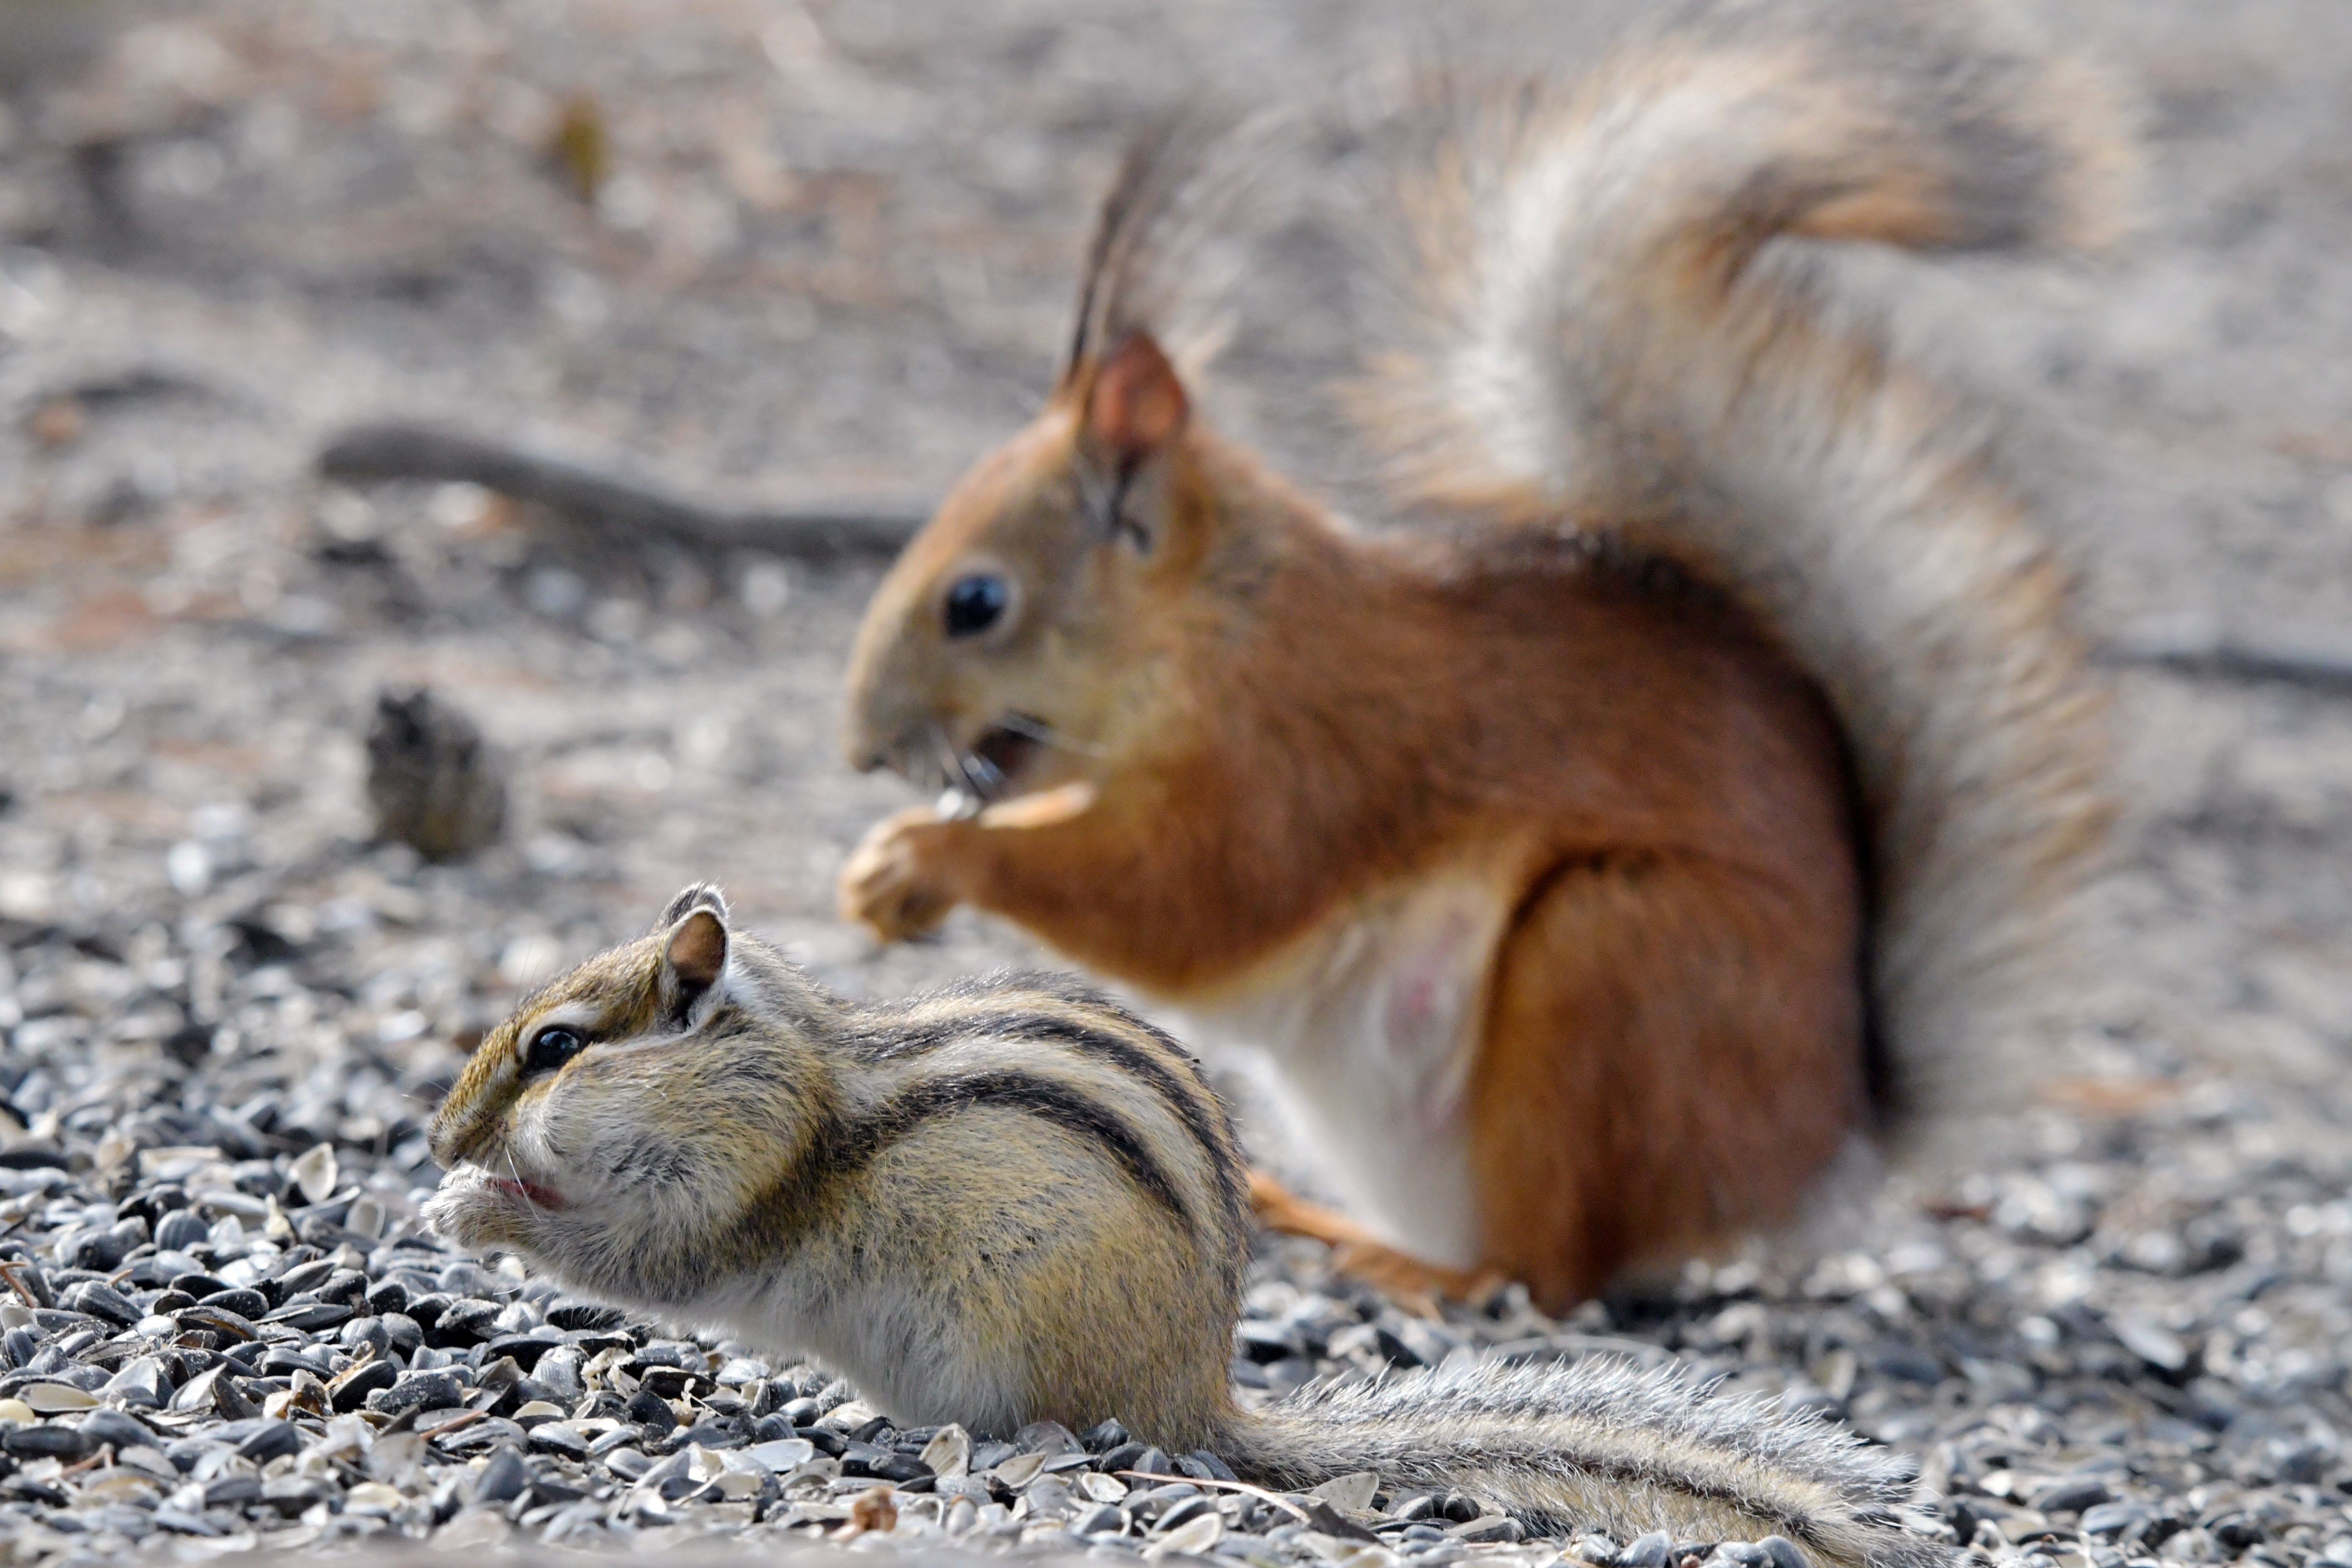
[944,574,1009,638]
[523,1027,587,1078]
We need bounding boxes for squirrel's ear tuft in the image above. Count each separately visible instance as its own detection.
[654,882,729,934]
[664,908,729,994]
[1083,332,1189,475]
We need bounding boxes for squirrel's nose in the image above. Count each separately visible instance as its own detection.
[840,711,915,778]
[837,715,886,774]
[843,734,896,776]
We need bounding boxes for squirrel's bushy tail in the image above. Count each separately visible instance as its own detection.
[1218,1358,1953,1568]
[1351,0,2131,1122]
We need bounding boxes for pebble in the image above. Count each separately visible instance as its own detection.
[79,1407,157,1451]
[529,1422,591,1460]
[751,1436,817,1472]
[1311,1470,1380,1512]
[1157,1494,1220,1533]
[236,1418,302,1463]
[373,1367,464,1415]
[1151,1511,1226,1558]
[922,1422,972,1479]
[1622,1529,1675,1568]
[2034,1477,2115,1515]
[4,1423,96,1460]
[63,1280,140,1328]
[475,1445,531,1504]
[19,1383,98,1414]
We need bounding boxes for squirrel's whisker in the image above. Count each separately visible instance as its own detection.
[996,712,1107,758]
[923,721,964,798]
[960,747,1004,797]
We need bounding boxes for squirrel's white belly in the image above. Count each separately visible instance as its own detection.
[1173,871,1511,1270]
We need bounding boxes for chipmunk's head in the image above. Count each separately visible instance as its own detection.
[424,885,840,1302]
[843,329,1225,809]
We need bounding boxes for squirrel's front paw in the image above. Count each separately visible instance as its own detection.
[839,808,962,942]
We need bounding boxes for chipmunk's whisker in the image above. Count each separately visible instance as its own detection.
[505,1149,541,1211]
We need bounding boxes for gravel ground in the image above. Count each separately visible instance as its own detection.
[1,1,2351,1566]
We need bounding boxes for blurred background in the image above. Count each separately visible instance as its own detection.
[0,0,2349,1371]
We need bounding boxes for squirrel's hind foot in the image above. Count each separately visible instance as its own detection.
[1248,1170,1504,1319]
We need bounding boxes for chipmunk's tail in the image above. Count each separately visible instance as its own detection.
[1350,0,2132,1124]
[1217,1357,1954,1568]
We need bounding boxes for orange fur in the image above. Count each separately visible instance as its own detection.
[1472,849,1863,1305]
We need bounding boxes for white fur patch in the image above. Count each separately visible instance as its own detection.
[1178,871,1512,1269]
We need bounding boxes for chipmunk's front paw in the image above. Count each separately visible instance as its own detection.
[839,808,962,941]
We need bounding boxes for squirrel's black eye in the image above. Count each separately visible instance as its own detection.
[523,1027,587,1078]
[944,574,1009,638]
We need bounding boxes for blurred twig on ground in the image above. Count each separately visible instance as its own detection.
[318,422,928,559]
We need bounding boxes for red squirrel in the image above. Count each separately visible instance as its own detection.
[835,0,2123,1310]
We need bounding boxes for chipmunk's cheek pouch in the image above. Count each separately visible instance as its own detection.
[599,1129,694,1202]
[516,1077,624,1216]
[504,1102,570,1203]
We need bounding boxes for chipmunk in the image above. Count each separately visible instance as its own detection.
[427,887,1955,1568]
[836,0,2126,1309]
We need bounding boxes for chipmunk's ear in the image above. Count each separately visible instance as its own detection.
[654,882,729,934]
[663,907,729,996]
[655,884,729,1010]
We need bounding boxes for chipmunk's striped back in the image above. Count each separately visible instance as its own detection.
[843,968,1254,1309]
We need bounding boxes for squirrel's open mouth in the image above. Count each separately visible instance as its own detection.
[488,1175,567,1210]
[935,716,1045,814]
[969,723,1039,797]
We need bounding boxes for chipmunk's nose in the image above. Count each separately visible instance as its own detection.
[428,1097,497,1172]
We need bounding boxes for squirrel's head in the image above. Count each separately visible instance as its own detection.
[842,331,1227,808]
[423,885,839,1299]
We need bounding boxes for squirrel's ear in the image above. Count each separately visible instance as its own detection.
[654,882,728,934]
[1083,332,1189,476]
[664,908,729,995]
